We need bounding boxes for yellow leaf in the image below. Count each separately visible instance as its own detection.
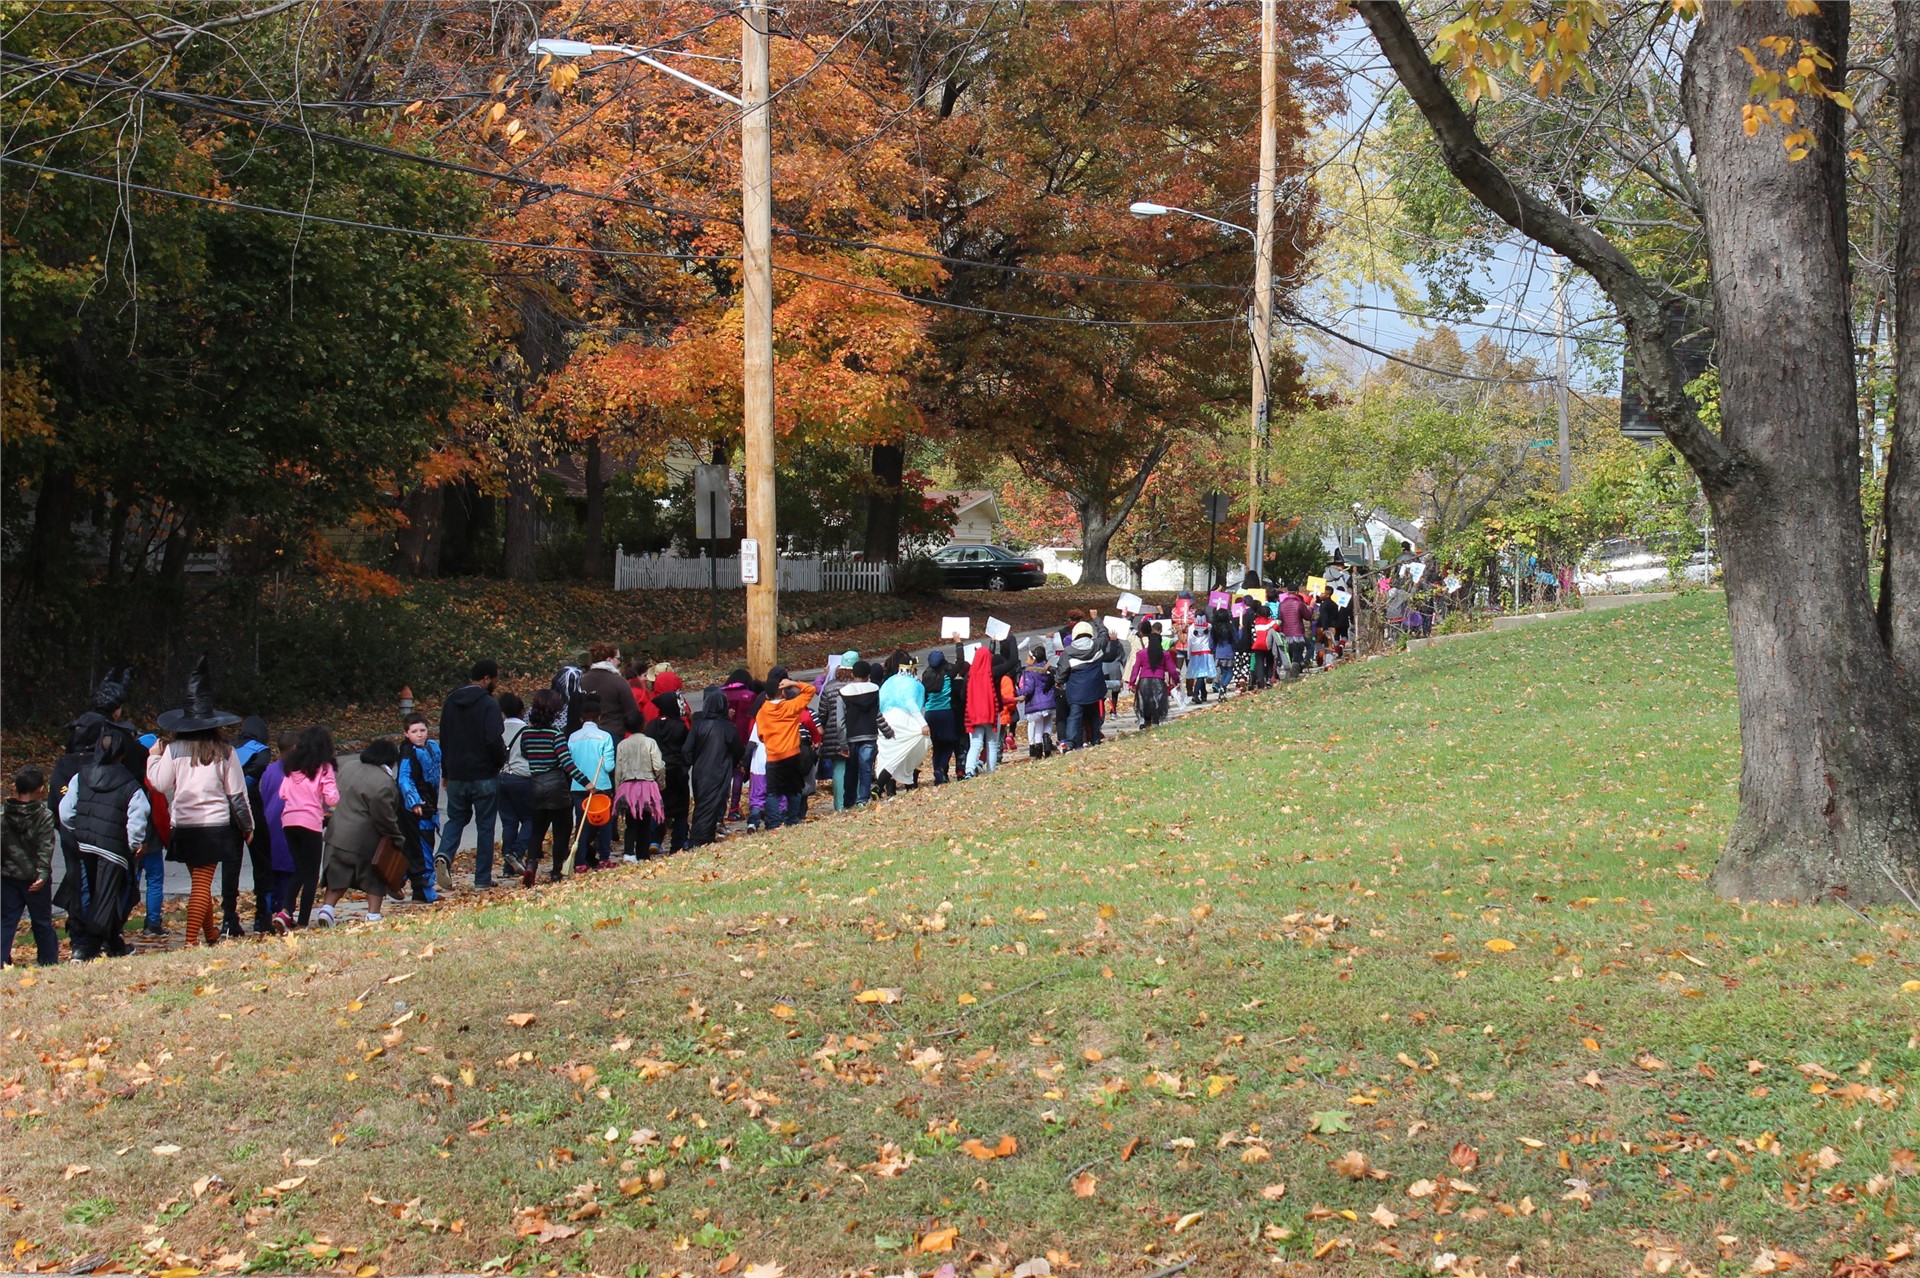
[854,987,902,1004]
[769,1003,796,1021]
[1172,1210,1205,1234]
[918,1226,958,1254]
[1900,980,1920,993]
[1485,938,1516,953]
[957,992,977,1005]
[505,1012,536,1028]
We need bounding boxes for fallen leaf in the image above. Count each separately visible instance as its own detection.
[1120,1136,1141,1162]
[854,987,902,1004]
[151,1144,182,1157]
[1070,1171,1098,1198]
[505,1013,536,1028]
[1407,1179,1438,1198]
[1485,938,1516,953]
[1332,1150,1375,1179]
[917,1225,957,1253]
[1308,1110,1353,1134]
[1750,1249,1803,1274]
[1369,1204,1399,1229]
[1449,1141,1479,1171]
[742,1265,785,1278]
[1172,1210,1205,1234]
[960,1135,1018,1161]
[1260,1183,1287,1201]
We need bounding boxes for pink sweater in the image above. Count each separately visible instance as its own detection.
[147,743,251,834]
[278,765,339,832]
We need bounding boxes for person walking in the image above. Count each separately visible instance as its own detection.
[227,717,273,936]
[566,697,617,872]
[313,739,408,927]
[916,651,959,785]
[1209,607,1237,699]
[754,668,817,829]
[1185,611,1216,702]
[816,657,850,811]
[721,670,759,822]
[687,687,743,847]
[398,714,443,902]
[578,644,641,737]
[56,732,151,960]
[614,721,666,861]
[271,727,338,932]
[1128,626,1179,727]
[837,661,883,806]
[518,690,585,886]
[495,693,532,879]
[1057,622,1107,749]
[963,643,1001,777]
[643,691,692,853]
[147,658,252,948]
[52,672,145,956]
[1017,646,1057,757]
[256,732,295,932]
[1278,583,1311,678]
[434,660,507,890]
[4,767,62,967]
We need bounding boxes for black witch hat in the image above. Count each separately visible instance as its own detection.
[156,655,242,734]
[90,666,132,713]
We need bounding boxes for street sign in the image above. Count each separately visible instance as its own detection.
[738,537,760,584]
[1204,491,1231,522]
[693,463,732,540]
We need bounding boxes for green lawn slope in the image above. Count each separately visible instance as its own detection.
[4,593,1914,1278]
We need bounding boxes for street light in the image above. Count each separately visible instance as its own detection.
[529,13,781,678]
[1131,198,1274,580]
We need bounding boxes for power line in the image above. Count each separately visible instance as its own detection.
[1281,303,1557,385]
[0,156,733,264]
[4,158,1244,329]
[1,53,1246,294]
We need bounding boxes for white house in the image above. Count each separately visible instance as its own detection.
[930,489,1001,545]
[1319,507,1425,563]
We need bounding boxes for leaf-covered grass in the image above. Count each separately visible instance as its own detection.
[4,594,1914,1278]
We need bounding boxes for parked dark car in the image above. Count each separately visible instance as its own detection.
[931,544,1047,591]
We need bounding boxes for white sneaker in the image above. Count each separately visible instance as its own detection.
[314,906,335,928]
[363,913,383,924]
[622,855,639,864]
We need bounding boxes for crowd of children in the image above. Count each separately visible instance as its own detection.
[6,572,1359,964]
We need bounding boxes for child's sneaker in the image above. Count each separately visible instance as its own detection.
[314,905,335,928]
[363,913,383,924]
[271,911,292,935]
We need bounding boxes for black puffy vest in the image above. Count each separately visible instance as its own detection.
[70,763,140,859]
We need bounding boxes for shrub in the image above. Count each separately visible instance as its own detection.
[893,554,944,595]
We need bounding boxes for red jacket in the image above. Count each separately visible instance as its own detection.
[964,646,1000,730]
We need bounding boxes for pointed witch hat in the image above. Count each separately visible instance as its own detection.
[156,655,242,734]
[90,666,132,713]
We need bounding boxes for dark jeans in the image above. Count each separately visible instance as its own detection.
[1065,700,1103,748]
[435,777,499,884]
[765,755,809,827]
[2,877,59,966]
[529,804,574,878]
[846,741,876,807]
[496,774,532,862]
[926,709,960,783]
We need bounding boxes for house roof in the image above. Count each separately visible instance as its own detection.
[1366,508,1424,550]
[929,489,999,518]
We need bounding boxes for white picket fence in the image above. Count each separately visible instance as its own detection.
[613,546,893,593]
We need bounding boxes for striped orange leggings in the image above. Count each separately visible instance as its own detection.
[182,864,219,946]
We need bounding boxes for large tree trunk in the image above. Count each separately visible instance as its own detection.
[582,434,606,581]
[394,483,445,577]
[863,442,904,562]
[1686,3,1920,901]
[502,440,539,584]
[1357,0,1920,905]
[1879,1,1920,678]
[1076,496,1118,587]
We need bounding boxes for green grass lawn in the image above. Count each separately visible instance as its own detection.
[4,593,1914,1278]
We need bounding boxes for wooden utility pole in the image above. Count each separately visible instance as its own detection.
[741,0,778,676]
[1554,258,1572,492]
[1247,0,1278,577]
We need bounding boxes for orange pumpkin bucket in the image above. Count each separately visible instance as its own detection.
[584,792,613,826]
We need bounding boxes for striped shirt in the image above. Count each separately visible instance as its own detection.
[520,726,587,784]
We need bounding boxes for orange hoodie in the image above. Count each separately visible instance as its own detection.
[756,684,816,762]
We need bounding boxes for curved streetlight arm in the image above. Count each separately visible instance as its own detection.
[1129,200,1255,241]
[528,38,744,107]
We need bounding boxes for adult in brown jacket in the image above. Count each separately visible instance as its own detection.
[578,643,641,741]
[315,739,408,926]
